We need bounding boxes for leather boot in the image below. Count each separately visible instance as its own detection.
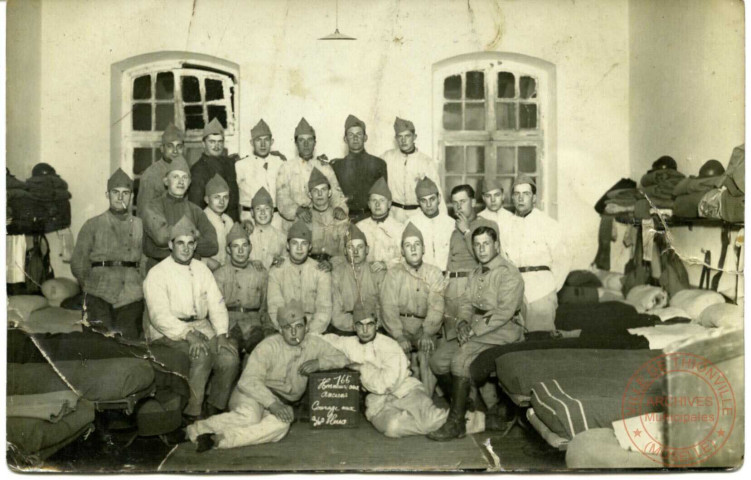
[435,373,453,402]
[428,376,471,441]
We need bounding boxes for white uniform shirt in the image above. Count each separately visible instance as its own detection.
[275,154,347,224]
[322,333,420,399]
[503,208,570,303]
[406,212,455,271]
[356,214,403,265]
[203,207,234,266]
[143,256,229,342]
[478,207,516,257]
[235,153,285,220]
[381,148,443,207]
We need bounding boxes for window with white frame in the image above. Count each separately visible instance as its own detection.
[433,53,556,214]
[112,53,239,211]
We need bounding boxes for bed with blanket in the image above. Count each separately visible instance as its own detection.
[7,295,192,465]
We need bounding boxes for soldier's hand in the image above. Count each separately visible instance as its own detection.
[217,334,238,357]
[316,259,333,273]
[456,211,470,235]
[242,219,255,235]
[333,207,347,221]
[418,335,435,353]
[456,321,472,345]
[370,261,387,273]
[250,260,265,271]
[186,331,209,359]
[269,401,295,423]
[316,154,330,164]
[298,359,320,375]
[398,339,412,354]
[205,258,221,272]
[271,255,286,268]
[296,206,312,223]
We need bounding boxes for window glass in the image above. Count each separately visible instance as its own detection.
[133,148,154,175]
[182,76,202,102]
[155,104,175,130]
[443,103,462,130]
[519,104,537,129]
[445,146,464,173]
[496,103,516,130]
[132,104,151,131]
[184,105,205,130]
[155,72,174,100]
[520,76,536,99]
[133,75,151,100]
[497,147,515,174]
[207,105,227,128]
[497,72,515,98]
[205,78,224,101]
[518,146,537,173]
[444,75,462,100]
[466,146,484,173]
[465,104,485,130]
[465,71,485,100]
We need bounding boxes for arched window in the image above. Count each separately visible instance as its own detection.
[111,52,239,210]
[433,53,557,216]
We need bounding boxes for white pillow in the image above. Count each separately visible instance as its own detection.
[41,278,80,307]
[669,289,726,321]
[626,285,668,313]
[696,303,743,329]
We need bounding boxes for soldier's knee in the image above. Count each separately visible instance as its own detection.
[429,351,450,375]
[382,416,404,438]
[214,350,240,371]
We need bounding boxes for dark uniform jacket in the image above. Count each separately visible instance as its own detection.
[332,151,387,214]
[188,153,240,221]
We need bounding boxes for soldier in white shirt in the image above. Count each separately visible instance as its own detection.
[506,175,570,332]
[235,119,286,229]
[143,216,240,421]
[477,177,516,256]
[357,177,403,269]
[381,117,445,223]
[407,177,455,271]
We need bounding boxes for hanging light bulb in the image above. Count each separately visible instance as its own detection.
[319,0,356,40]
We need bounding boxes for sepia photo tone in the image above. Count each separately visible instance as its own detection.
[4,0,745,473]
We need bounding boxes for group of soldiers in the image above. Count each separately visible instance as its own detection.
[70,113,569,451]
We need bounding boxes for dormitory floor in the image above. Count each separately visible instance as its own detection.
[22,411,567,473]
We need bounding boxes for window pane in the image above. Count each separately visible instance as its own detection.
[465,71,484,100]
[182,76,202,102]
[497,72,515,98]
[155,72,174,100]
[465,176,483,197]
[520,104,537,129]
[207,105,227,128]
[496,177,514,204]
[497,147,515,174]
[520,76,537,99]
[133,148,154,175]
[133,75,151,100]
[443,103,462,130]
[205,78,224,101]
[519,146,537,173]
[184,105,205,130]
[466,146,484,173]
[496,102,516,130]
[444,176,465,196]
[155,104,175,130]
[445,146,464,173]
[132,103,151,131]
[444,75,462,100]
[465,103,485,130]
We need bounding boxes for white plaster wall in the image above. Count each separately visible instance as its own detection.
[8,0,631,278]
[629,0,745,295]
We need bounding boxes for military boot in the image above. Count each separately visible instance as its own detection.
[427,376,471,441]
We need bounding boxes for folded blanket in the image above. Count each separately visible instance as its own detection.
[669,289,726,320]
[672,191,706,218]
[7,391,80,422]
[627,323,710,350]
[27,189,73,202]
[672,175,724,196]
[25,175,69,191]
[696,303,743,329]
[640,169,686,199]
[605,203,635,214]
[595,178,638,214]
[625,285,668,313]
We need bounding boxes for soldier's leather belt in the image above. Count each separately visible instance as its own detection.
[227,307,261,313]
[518,265,551,273]
[472,307,490,316]
[91,261,139,268]
[309,252,331,262]
[446,271,470,278]
[392,202,420,210]
[400,313,426,320]
[178,316,200,323]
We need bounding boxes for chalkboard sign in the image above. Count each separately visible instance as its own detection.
[308,369,361,429]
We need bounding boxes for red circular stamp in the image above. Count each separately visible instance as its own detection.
[620,352,736,467]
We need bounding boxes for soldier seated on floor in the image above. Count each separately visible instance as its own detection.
[186,301,349,451]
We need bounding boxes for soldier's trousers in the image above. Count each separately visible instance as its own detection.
[367,384,448,438]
